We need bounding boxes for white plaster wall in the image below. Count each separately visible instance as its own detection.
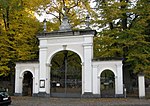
[39,34,94,94]
[116,63,123,95]
[15,33,123,97]
[39,46,48,93]
[83,35,94,93]
[45,36,84,62]
[15,62,39,94]
[15,30,124,97]
[92,65,98,94]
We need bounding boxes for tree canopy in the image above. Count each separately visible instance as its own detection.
[36,0,93,31]
[0,0,42,76]
[0,0,92,76]
[93,0,150,76]
[0,0,150,78]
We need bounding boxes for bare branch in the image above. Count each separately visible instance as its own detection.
[129,14,139,29]
[46,12,59,20]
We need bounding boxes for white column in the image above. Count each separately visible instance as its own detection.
[138,74,145,98]
[15,67,22,94]
[34,66,39,94]
[39,45,47,92]
[116,63,123,96]
[81,62,84,94]
[45,63,50,94]
[83,43,93,93]
[15,67,19,93]
[97,75,100,95]
[92,65,98,94]
[19,77,23,94]
[49,64,52,94]
[32,77,35,94]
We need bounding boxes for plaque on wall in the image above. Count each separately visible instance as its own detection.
[40,80,45,88]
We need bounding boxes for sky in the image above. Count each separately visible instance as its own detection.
[35,0,96,22]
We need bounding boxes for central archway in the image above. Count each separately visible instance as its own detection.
[50,50,82,97]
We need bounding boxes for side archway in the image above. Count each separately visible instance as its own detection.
[20,70,34,96]
[100,69,115,97]
[20,69,35,78]
[20,71,34,96]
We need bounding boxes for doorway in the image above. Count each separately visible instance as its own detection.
[100,70,115,97]
[22,71,33,96]
[50,50,82,97]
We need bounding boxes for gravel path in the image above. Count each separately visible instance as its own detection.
[10,96,150,106]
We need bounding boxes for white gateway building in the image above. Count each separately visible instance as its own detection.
[14,16,123,97]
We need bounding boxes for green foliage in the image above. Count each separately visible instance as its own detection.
[0,33,10,76]
[0,0,92,76]
[0,0,149,78]
[37,0,92,31]
[0,0,41,76]
[94,0,150,75]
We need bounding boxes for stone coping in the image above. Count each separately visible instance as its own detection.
[93,57,123,61]
[15,60,39,63]
[37,29,97,38]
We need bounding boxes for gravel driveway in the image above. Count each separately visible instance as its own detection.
[10,96,150,106]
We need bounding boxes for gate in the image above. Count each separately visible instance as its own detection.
[50,50,82,97]
[100,70,115,97]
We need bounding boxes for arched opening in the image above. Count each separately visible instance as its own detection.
[50,50,82,97]
[100,70,115,97]
[22,71,33,96]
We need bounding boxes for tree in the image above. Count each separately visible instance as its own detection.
[0,0,94,76]
[0,26,10,76]
[36,0,93,31]
[0,0,42,76]
[93,0,150,90]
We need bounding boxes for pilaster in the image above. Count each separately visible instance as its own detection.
[92,65,98,94]
[83,43,93,94]
[115,63,123,96]
[39,45,48,93]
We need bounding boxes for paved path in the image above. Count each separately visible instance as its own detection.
[10,96,150,106]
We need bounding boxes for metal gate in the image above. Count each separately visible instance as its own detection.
[22,71,33,96]
[100,70,115,97]
[50,50,82,97]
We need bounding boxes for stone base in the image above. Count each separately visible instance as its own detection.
[82,93,124,98]
[115,94,124,98]
[14,93,22,96]
[82,92,101,98]
[139,96,145,99]
[32,93,38,97]
[36,92,50,97]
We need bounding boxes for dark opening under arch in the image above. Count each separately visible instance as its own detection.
[50,50,82,97]
[22,71,33,96]
[100,69,115,97]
